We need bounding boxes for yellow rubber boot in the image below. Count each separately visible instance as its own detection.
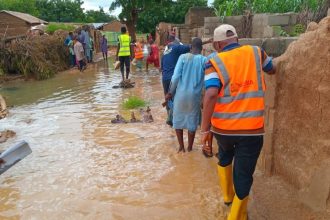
[227,195,248,220]
[217,164,235,205]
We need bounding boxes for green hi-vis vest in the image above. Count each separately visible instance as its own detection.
[118,34,131,56]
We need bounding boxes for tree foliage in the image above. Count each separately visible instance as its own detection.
[213,0,325,17]
[0,0,115,23]
[110,0,208,36]
[0,0,39,16]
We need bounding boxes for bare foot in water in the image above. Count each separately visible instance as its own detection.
[187,146,193,152]
[177,146,185,153]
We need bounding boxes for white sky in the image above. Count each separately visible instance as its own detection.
[82,0,215,17]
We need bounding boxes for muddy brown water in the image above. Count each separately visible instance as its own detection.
[0,61,226,219]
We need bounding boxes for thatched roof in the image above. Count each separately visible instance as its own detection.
[0,10,48,24]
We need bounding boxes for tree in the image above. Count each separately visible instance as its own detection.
[213,0,325,17]
[85,7,116,23]
[110,0,149,41]
[0,0,39,16]
[36,0,85,22]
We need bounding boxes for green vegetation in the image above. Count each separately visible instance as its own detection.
[46,23,75,34]
[213,0,325,17]
[272,26,289,37]
[122,96,147,109]
[0,0,116,23]
[291,24,306,36]
[110,0,207,40]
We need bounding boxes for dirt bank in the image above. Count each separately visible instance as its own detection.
[250,16,330,219]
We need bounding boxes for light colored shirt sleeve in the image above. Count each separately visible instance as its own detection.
[169,54,185,94]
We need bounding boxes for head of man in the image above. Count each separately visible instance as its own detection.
[69,32,73,37]
[73,35,78,43]
[121,26,127,34]
[213,24,238,52]
[191,37,203,54]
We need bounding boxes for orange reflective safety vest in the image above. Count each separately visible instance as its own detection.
[134,42,144,59]
[209,45,266,131]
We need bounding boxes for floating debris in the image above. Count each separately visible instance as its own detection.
[0,130,16,143]
[112,80,135,89]
[111,114,127,124]
[0,94,8,119]
[142,106,154,123]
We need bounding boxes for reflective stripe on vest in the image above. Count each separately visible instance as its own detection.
[118,34,131,56]
[210,45,266,131]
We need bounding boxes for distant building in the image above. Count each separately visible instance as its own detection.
[0,10,48,38]
[91,23,106,30]
[103,20,126,32]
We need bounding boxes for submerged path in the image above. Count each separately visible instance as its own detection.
[0,61,225,219]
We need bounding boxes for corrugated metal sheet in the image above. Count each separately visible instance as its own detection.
[0,10,48,24]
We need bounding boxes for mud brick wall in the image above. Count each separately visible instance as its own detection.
[185,7,215,28]
[204,13,299,39]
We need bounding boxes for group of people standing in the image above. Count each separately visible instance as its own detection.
[64,26,94,72]
[162,24,276,220]
[115,27,160,82]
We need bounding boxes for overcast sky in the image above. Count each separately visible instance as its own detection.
[82,0,215,17]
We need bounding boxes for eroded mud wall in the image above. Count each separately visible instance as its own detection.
[271,16,330,211]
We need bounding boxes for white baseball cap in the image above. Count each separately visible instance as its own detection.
[213,24,238,42]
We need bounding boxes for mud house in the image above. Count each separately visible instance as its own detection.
[0,10,48,38]
[102,20,126,32]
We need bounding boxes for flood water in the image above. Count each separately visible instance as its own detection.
[0,61,225,220]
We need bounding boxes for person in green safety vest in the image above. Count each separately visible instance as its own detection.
[115,27,133,82]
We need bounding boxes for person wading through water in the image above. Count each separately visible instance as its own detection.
[201,24,276,220]
[115,27,133,82]
[165,38,206,153]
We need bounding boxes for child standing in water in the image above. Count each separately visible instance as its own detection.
[134,40,144,71]
[100,35,108,60]
[146,39,160,72]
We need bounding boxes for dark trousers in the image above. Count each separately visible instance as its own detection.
[69,54,76,67]
[214,134,263,199]
[119,56,130,79]
[78,60,86,71]
[162,78,171,95]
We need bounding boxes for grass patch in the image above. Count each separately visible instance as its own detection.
[46,23,75,34]
[122,96,146,109]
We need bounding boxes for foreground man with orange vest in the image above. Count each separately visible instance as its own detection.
[201,24,276,220]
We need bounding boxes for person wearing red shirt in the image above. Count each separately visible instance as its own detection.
[146,39,160,72]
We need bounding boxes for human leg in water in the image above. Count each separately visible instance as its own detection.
[125,56,130,79]
[175,129,185,153]
[119,56,125,81]
[187,130,196,152]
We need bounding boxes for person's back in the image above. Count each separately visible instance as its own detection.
[150,43,159,59]
[161,43,190,81]
[74,41,83,61]
[174,53,205,96]
[209,44,266,132]
[116,27,132,81]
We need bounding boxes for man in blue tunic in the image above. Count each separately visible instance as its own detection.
[165,38,207,153]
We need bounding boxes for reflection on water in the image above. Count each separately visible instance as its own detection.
[0,61,224,219]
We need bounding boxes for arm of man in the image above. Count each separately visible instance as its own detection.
[202,37,213,45]
[201,63,222,146]
[261,49,276,75]
[178,44,191,54]
[116,42,120,60]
